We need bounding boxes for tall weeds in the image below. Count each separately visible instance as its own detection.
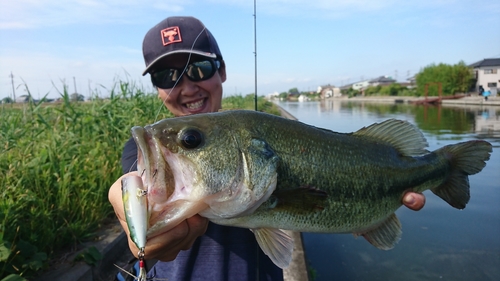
[0,81,170,278]
[0,85,279,279]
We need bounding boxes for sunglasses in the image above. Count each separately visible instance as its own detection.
[150,59,221,89]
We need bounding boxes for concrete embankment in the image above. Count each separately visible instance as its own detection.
[343,95,500,106]
[34,221,130,281]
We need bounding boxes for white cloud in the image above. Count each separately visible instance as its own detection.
[0,50,151,99]
[0,0,190,29]
[1,0,496,29]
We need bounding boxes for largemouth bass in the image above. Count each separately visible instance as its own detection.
[130,110,492,268]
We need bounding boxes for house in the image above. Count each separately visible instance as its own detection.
[298,94,309,102]
[266,91,280,100]
[469,58,500,96]
[341,76,396,91]
[407,75,417,85]
[339,82,354,91]
[368,76,396,87]
[318,84,341,99]
[15,95,30,103]
[353,80,370,91]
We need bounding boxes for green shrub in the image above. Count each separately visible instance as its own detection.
[415,61,474,96]
[0,83,280,279]
[0,82,170,278]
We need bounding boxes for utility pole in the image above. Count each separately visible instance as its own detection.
[73,77,77,93]
[9,72,16,100]
[88,79,92,99]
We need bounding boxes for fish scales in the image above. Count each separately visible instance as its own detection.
[130,109,492,269]
[205,111,444,230]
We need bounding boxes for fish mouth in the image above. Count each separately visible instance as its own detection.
[131,126,174,207]
[130,125,209,238]
[129,119,278,239]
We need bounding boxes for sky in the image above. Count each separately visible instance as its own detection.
[1,0,499,100]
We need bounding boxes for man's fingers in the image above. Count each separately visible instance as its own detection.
[403,192,426,211]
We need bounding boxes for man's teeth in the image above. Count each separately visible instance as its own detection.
[186,99,204,109]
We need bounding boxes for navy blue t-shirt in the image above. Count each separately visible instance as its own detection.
[121,137,283,281]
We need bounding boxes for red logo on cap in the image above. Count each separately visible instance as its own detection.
[161,26,182,46]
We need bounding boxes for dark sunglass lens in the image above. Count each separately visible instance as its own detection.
[186,60,216,81]
[152,69,179,89]
[151,59,219,88]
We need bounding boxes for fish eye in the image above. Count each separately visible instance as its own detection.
[179,129,203,149]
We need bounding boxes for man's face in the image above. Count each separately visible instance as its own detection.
[153,54,226,117]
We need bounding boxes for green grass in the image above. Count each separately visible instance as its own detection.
[0,84,280,279]
[222,93,281,115]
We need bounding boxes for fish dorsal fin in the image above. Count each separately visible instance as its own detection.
[251,228,294,269]
[357,213,402,250]
[353,119,428,156]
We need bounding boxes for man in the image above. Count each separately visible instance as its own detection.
[108,16,426,281]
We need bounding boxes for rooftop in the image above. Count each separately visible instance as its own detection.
[469,58,500,68]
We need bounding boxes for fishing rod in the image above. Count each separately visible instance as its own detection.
[253,0,258,111]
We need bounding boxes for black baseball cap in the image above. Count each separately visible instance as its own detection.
[142,16,223,76]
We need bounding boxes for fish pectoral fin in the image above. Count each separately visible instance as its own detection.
[356,213,402,250]
[270,186,328,213]
[251,228,294,269]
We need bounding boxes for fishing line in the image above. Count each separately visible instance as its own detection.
[127,27,207,174]
[153,27,207,123]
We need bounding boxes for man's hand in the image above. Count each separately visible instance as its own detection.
[108,172,209,261]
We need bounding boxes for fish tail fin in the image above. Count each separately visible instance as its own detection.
[431,140,492,209]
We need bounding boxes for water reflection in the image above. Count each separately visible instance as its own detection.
[318,99,500,140]
[276,100,500,281]
[474,107,500,137]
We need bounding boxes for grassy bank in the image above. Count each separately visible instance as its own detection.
[0,84,279,279]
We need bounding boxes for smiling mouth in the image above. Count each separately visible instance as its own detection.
[185,99,205,110]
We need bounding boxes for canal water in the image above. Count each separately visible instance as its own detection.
[276,100,500,281]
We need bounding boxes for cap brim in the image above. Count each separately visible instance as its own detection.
[142,50,218,76]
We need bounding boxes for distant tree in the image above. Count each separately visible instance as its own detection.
[380,83,405,96]
[279,92,288,99]
[364,85,382,96]
[245,93,255,100]
[449,61,475,94]
[416,61,473,96]
[2,97,14,103]
[288,87,299,95]
[340,87,361,97]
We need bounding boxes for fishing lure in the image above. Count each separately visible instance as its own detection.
[121,174,148,281]
[117,26,209,280]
